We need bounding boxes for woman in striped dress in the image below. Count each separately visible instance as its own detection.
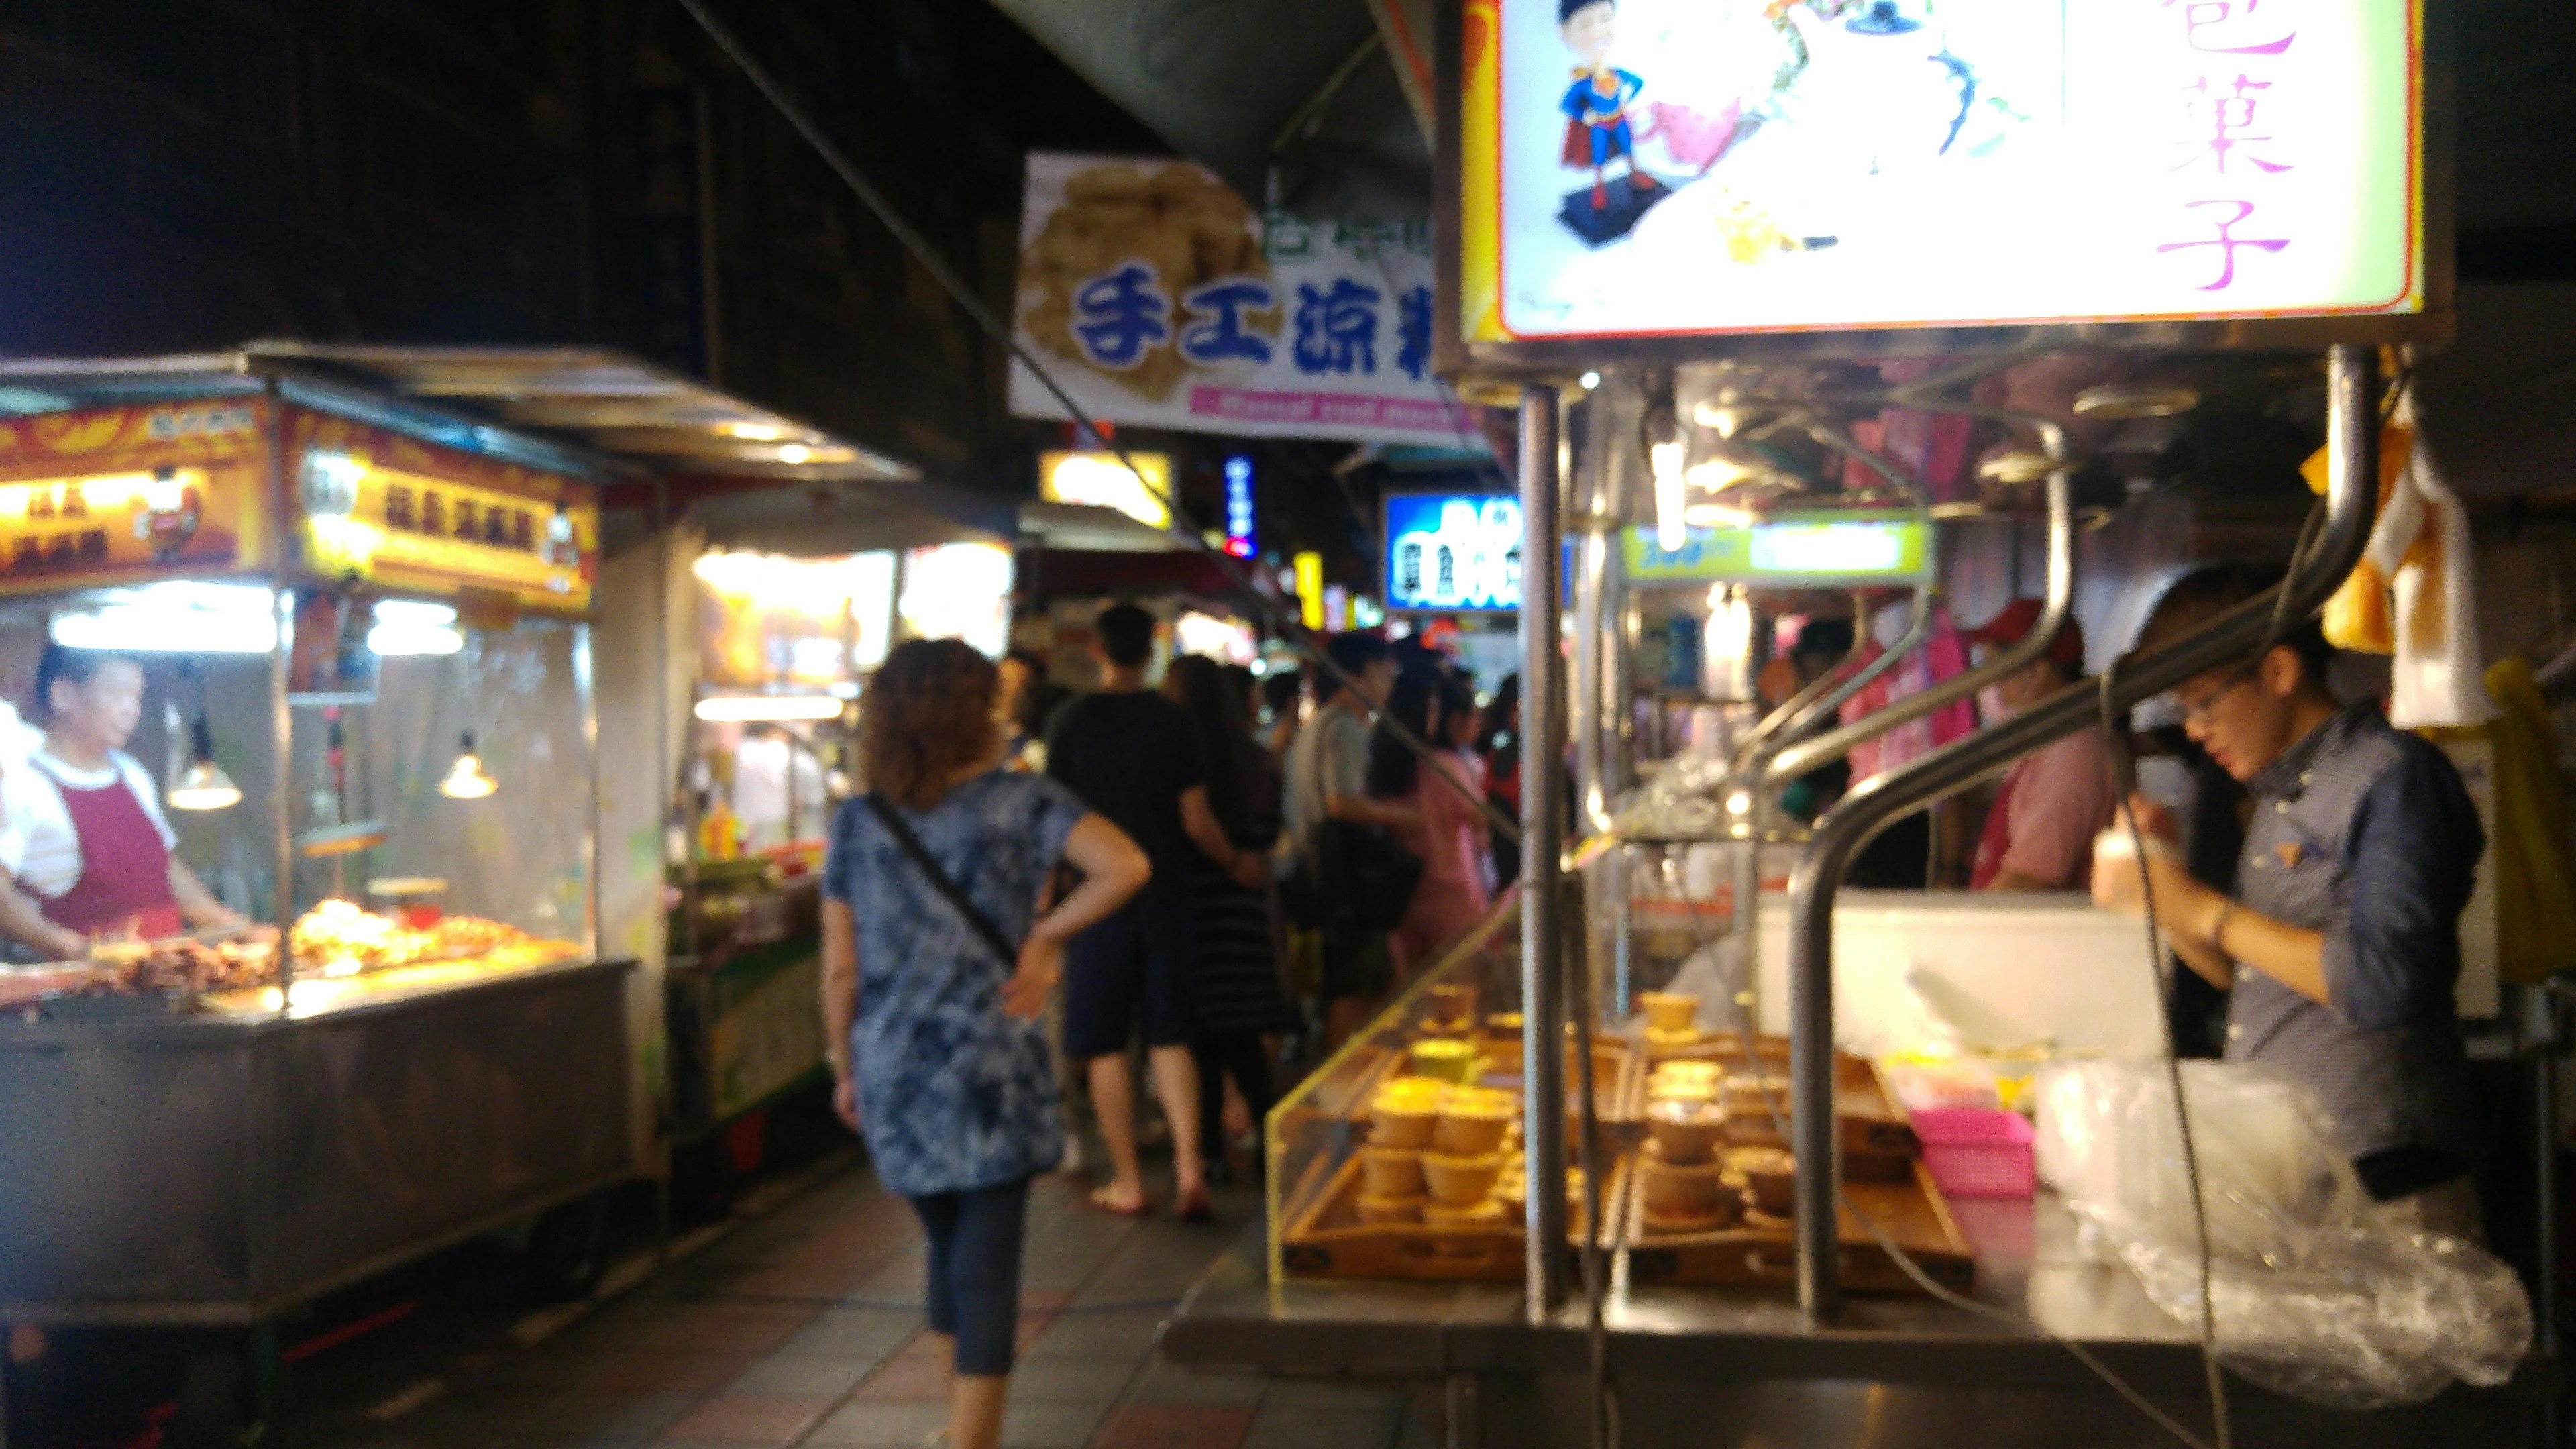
[1162,655,1293,1182]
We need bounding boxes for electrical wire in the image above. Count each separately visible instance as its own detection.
[2098,659,2233,1449]
[674,0,1513,845]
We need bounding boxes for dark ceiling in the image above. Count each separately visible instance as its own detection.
[987,0,2576,268]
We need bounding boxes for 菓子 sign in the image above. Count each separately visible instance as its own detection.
[1010,152,1481,446]
[1453,0,2428,351]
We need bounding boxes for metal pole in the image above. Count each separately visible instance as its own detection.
[264,379,297,1006]
[1573,528,1612,838]
[1519,384,1568,1316]
[1611,588,1639,1019]
[2536,983,2561,1360]
[1780,343,2381,1319]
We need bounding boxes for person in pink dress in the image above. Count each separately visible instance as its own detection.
[1371,668,1495,974]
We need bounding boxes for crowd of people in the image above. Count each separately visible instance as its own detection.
[816,610,1515,1449]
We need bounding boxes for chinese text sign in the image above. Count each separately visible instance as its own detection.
[1458,0,2421,343]
[1011,152,1479,445]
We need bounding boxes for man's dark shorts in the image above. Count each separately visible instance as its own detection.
[1062,894,1196,1059]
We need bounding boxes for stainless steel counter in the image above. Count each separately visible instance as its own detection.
[1162,1195,2552,1446]
[0,957,639,1326]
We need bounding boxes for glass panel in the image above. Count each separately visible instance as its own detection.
[294,617,595,952]
[1265,894,1534,1283]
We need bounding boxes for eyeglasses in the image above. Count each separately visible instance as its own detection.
[2170,666,2257,726]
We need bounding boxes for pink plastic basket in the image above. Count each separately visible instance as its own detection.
[1911,1108,2036,1199]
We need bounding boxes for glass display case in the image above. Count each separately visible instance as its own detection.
[1266,895,1625,1285]
[1265,873,1970,1294]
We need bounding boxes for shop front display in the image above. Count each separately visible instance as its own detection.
[0,380,631,1328]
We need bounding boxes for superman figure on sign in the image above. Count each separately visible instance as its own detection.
[1556,0,1664,244]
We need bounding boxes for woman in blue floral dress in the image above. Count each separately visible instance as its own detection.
[822,639,1148,1449]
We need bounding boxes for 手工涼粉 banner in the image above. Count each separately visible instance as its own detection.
[1010,152,1485,447]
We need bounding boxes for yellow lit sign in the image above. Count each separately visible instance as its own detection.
[301,451,598,611]
[0,467,251,586]
[694,549,896,686]
[1294,551,1324,631]
[1038,451,1173,531]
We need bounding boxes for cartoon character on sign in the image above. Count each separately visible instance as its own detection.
[1558,0,1660,215]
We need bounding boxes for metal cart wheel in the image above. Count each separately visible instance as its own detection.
[522,1191,612,1303]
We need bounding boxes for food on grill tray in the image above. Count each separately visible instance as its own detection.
[290,900,551,978]
[60,902,557,996]
[77,936,277,996]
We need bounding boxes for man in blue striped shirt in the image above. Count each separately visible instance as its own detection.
[2099,566,2487,1237]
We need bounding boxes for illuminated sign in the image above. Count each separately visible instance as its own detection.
[0,400,270,595]
[1623,513,1931,588]
[1456,0,2428,350]
[301,451,596,610]
[288,408,598,613]
[1038,450,1174,531]
[0,466,250,584]
[1293,551,1324,631]
[695,549,898,688]
[1223,455,1256,558]
[898,542,1014,658]
[1383,492,1522,612]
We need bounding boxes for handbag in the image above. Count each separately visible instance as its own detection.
[1314,818,1424,933]
[864,794,1021,967]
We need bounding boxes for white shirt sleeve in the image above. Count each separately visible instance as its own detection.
[112,753,180,852]
[0,768,28,878]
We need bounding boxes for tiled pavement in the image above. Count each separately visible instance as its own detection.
[272,1163,1436,1449]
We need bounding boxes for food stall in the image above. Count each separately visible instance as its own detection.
[1161,2,2557,1443]
[649,468,1013,1199]
[0,372,634,1351]
[663,545,885,1197]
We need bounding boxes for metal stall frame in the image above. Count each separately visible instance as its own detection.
[1169,344,2557,1449]
[1784,343,2381,1317]
[0,365,638,1348]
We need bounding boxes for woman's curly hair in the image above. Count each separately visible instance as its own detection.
[860,639,1000,809]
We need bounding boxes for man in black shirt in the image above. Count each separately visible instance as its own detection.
[1046,604,1263,1218]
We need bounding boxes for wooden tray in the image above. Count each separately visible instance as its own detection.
[1619,1158,1974,1295]
[1472,1037,1640,1136]
[1625,1034,1917,1179]
[1281,1148,1629,1283]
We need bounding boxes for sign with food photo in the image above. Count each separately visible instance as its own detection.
[1009,152,1480,447]
[1456,0,2426,345]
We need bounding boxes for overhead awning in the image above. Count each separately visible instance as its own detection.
[691,477,1016,556]
[0,343,919,486]
[1018,500,1197,554]
[986,0,1430,215]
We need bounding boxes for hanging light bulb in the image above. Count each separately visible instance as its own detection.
[439,731,498,800]
[168,714,241,812]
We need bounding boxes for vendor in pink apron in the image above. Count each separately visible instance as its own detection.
[0,647,241,960]
[1965,601,2121,892]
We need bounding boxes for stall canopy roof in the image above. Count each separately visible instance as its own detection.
[1018,500,1197,554]
[0,343,920,486]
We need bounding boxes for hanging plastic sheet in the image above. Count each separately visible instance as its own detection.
[2036,1061,2530,1410]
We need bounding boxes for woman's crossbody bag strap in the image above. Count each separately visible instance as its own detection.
[864,794,1021,966]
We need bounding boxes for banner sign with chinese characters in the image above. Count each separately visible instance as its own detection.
[1009,152,1478,446]
[288,409,600,614]
[1456,0,2426,348]
[0,398,269,594]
